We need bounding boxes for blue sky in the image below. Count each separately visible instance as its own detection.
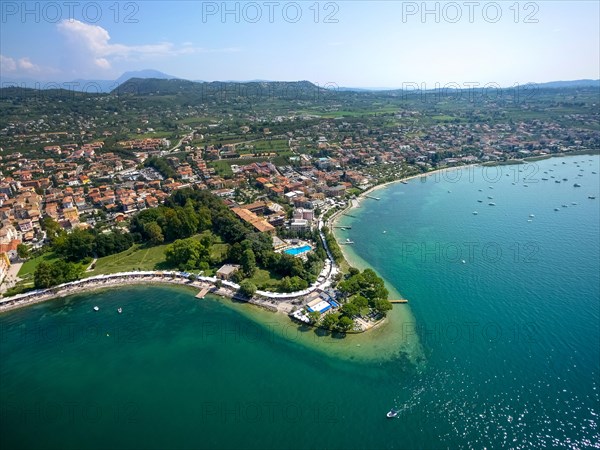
[1,1,598,87]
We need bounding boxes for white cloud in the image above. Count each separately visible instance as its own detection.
[56,20,240,73]
[0,55,17,71]
[17,57,40,72]
[0,54,42,74]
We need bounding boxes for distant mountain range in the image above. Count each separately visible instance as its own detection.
[112,78,329,100]
[1,69,178,93]
[1,69,598,93]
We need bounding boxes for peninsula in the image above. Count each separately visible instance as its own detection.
[1,80,598,334]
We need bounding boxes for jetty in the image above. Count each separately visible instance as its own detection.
[365,195,380,200]
[195,287,210,299]
[333,226,352,229]
[342,213,356,218]
[390,299,408,304]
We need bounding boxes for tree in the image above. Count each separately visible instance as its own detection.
[373,298,393,316]
[337,316,354,332]
[321,313,340,330]
[91,231,133,258]
[165,238,210,270]
[41,217,64,244]
[34,260,83,289]
[238,280,257,298]
[16,244,29,259]
[58,228,95,261]
[240,248,257,277]
[33,261,55,288]
[348,266,360,276]
[308,311,321,324]
[351,294,369,312]
[341,301,359,318]
[143,222,164,245]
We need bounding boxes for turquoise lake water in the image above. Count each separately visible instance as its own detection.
[1,154,598,449]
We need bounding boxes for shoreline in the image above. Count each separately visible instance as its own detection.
[329,164,469,292]
[0,272,384,336]
[330,151,598,297]
[0,271,301,315]
[0,273,229,314]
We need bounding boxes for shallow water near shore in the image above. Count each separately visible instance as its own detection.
[1,154,599,449]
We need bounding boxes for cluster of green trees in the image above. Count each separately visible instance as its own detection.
[132,189,326,292]
[164,236,212,271]
[41,218,133,262]
[131,189,248,245]
[338,268,393,316]
[315,292,369,332]
[34,260,84,289]
[32,187,328,294]
[322,226,343,263]
[238,280,257,298]
[279,276,308,292]
[321,312,355,332]
[223,224,325,292]
[318,268,392,333]
[144,156,177,179]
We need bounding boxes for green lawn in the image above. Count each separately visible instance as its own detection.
[246,139,289,154]
[87,232,229,276]
[211,243,229,261]
[18,252,61,278]
[87,243,169,275]
[248,268,282,290]
[209,160,234,177]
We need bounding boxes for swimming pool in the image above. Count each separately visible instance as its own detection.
[284,245,312,256]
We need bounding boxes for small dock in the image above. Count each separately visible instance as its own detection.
[365,195,380,200]
[196,287,210,299]
[390,299,408,304]
[333,226,352,229]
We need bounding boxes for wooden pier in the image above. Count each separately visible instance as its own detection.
[196,287,210,299]
[390,299,408,304]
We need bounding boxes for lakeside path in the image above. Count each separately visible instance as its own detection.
[0,263,340,314]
